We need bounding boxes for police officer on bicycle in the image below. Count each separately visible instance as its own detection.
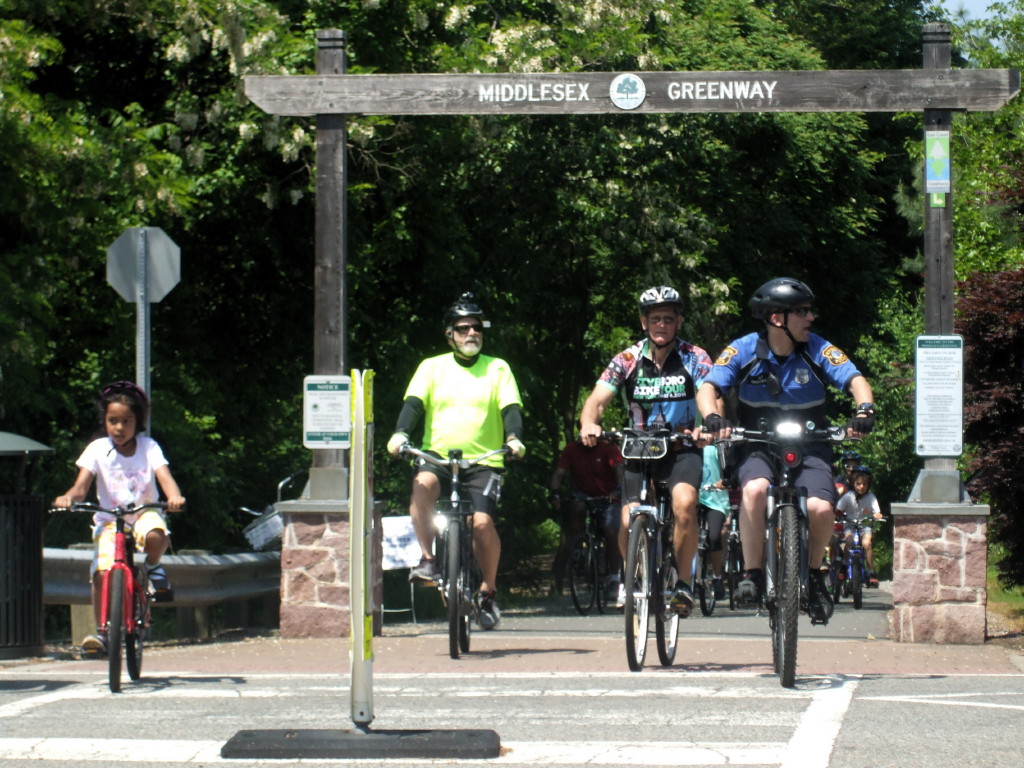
[579,286,713,615]
[696,277,875,623]
[387,293,525,630]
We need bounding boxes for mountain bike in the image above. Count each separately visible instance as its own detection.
[718,421,850,687]
[567,495,614,616]
[49,501,175,693]
[397,443,511,660]
[604,428,693,672]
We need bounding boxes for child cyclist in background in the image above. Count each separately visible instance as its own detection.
[54,381,186,654]
[836,465,884,587]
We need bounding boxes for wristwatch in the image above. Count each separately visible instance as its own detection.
[856,403,875,415]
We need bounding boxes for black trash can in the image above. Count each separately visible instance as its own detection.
[0,432,53,660]
[0,494,46,659]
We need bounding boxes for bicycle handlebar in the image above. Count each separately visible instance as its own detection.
[598,427,694,461]
[49,501,177,516]
[716,422,850,446]
[397,443,512,470]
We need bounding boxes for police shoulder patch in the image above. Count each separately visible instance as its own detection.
[821,345,849,366]
[715,346,739,366]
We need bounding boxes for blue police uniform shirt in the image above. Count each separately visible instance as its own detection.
[704,331,861,429]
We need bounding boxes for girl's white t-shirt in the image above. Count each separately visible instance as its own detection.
[76,436,169,522]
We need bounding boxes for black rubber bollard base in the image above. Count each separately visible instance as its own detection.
[221,728,501,759]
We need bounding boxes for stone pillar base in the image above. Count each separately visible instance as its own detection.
[891,503,989,645]
[276,499,350,639]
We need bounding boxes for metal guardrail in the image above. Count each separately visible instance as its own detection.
[43,547,280,607]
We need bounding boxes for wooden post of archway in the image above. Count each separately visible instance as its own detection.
[246,25,1018,642]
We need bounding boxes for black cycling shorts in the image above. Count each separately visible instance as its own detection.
[622,448,702,505]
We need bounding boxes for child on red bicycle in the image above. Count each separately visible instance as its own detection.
[54,381,186,654]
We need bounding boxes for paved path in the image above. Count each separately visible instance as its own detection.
[1,588,1022,767]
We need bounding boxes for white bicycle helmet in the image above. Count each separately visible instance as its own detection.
[638,285,682,312]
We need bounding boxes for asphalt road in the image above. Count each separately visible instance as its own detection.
[2,587,1022,768]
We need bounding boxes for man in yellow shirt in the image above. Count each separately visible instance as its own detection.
[387,293,525,629]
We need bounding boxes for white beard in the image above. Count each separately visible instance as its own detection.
[455,337,483,357]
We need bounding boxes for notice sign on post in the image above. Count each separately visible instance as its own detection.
[915,336,963,457]
[303,376,352,449]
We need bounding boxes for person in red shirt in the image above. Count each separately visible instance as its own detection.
[549,438,624,601]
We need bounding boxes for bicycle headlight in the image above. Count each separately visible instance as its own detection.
[434,513,449,532]
[776,422,803,438]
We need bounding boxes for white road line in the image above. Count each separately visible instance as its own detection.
[860,692,1024,711]
[0,737,785,765]
[0,738,224,763]
[780,678,858,768]
[0,685,106,718]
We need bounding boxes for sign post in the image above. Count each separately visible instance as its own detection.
[106,227,180,426]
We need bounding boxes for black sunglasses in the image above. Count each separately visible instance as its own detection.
[452,323,483,334]
[790,306,814,317]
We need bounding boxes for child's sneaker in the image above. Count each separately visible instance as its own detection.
[82,633,107,655]
[147,563,174,603]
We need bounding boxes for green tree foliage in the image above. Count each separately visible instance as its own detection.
[947,2,1024,275]
[2,0,929,564]
[958,268,1024,584]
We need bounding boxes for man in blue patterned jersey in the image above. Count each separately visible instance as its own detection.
[579,286,713,615]
[696,277,875,624]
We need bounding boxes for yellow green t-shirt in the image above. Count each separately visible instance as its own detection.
[404,353,522,467]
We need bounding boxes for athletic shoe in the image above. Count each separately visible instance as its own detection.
[712,577,726,601]
[736,569,763,603]
[615,582,626,609]
[669,581,695,616]
[409,557,441,584]
[475,590,501,630]
[146,563,174,603]
[82,633,107,655]
[808,570,835,624]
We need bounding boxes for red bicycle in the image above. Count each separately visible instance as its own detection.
[51,501,175,692]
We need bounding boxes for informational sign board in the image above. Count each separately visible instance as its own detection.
[302,375,351,449]
[925,131,951,194]
[915,335,963,457]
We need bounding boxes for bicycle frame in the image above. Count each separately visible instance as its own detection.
[397,444,509,659]
[100,514,146,640]
[49,501,171,693]
[720,421,849,687]
[605,428,691,671]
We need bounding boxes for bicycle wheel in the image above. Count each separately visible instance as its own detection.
[595,538,609,615]
[655,540,680,666]
[568,533,597,616]
[698,547,717,617]
[727,540,741,611]
[829,558,843,605]
[125,579,145,681]
[107,568,125,693]
[459,524,473,651]
[851,553,864,610]
[774,504,801,688]
[446,517,463,659]
[624,516,651,672]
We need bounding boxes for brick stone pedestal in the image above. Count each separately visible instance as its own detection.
[891,502,990,644]
[276,499,351,638]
